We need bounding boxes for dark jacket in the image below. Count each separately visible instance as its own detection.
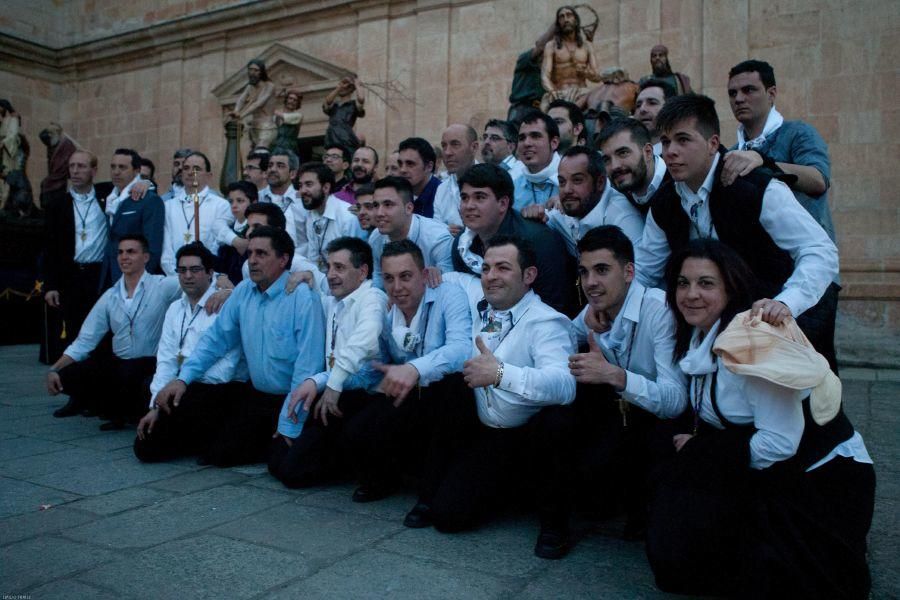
[413,175,442,219]
[101,187,165,288]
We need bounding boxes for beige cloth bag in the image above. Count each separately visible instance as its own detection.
[712,310,841,425]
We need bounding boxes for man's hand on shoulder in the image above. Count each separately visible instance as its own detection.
[721,150,763,187]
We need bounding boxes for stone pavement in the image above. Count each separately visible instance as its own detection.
[0,344,897,599]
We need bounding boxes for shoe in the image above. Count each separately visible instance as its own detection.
[99,420,126,431]
[351,482,395,503]
[403,502,433,528]
[53,398,82,418]
[534,526,571,560]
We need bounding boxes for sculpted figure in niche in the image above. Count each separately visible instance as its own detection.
[323,77,366,152]
[582,67,640,114]
[540,6,600,111]
[228,60,277,150]
[273,88,303,159]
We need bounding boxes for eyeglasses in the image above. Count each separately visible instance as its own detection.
[243,165,262,172]
[175,266,207,274]
[482,134,507,142]
[323,153,344,161]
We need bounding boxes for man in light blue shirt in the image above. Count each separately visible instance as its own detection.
[46,234,181,430]
[154,226,325,467]
[512,109,561,210]
[344,240,471,504]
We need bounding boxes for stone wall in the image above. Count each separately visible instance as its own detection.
[1,0,897,363]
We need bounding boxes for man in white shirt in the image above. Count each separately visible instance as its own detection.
[258,147,301,245]
[522,145,644,254]
[480,119,525,181]
[45,235,182,430]
[270,236,388,488]
[557,225,687,540]
[597,118,668,215]
[134,243,246,462]
[433,124,479,233]
[512,109,561,210]
[296,161,365,271]
[344,240,472,505]
[418,235,577,560]
[368,176,454,286]
[160,151,232,274]
[635,94,839,364]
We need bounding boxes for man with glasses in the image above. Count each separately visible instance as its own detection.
[480,119,525,181]
[323,145,351,192]
[242,150,270,191]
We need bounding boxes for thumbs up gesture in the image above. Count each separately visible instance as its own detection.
[463,336,501,389]
[568,334,627,389]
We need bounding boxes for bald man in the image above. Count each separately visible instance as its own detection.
[433,124,479,234]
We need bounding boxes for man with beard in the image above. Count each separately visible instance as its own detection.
[433,124,479,233]
[228,59,277,150]
[481,119,524,180]
[540,5,600,111]
[639,45,692,96]
[522,145,643,255]
[512,110,561,210]
[547,100,586,153]
[335,145,378,204]
[597,118,668,215]
[635,79,676,156]
[295,161,364,271]
[242,150,269,191]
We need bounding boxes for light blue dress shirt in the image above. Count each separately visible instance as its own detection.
[369,214,454,286]
[179,271,325,401]
[512,175,559,211]
[381,283,471,387]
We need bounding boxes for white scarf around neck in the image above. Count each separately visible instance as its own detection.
[522,151,561,184]
[678,319,721,376]
[736,107,784,150]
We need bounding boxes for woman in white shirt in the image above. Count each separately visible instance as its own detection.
[644,239,875,599]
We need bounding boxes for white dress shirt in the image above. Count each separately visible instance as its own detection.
[161,187,232,275]
[148,285,248,406]
[462,284,577,429]
[433,173,463,227]
[501,154,527,181]
[636,152,839,317]
[71,188,108,264]
[546,183,644,255]
[217,218,248,246]
[631,155,667,206]
[312,280,388,393]
[259,185,302,246]
[64,271,181,362]
[301,194,365,271]
[369,214,455,286]
[572,281,686,417]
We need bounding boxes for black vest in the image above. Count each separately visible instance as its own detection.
[649,152,793,300]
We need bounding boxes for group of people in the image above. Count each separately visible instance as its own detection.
[41,53,875,599]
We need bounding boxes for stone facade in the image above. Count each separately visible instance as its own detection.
[1,0,897,363]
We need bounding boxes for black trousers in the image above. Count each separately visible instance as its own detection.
[268,389,376,488]
[58,354,156,422]
[133,381,278,466]
[344,373,469,489]
[44,263,103,364]
[797,281,840,373]
[424,390,576,533]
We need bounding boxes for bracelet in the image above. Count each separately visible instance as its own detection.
[494,361,505,388]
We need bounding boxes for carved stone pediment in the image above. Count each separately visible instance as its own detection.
[212,43,356,137]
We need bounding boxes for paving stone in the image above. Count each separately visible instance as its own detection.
[869,540,900,599]
[27,455,193,495]
[0,446,114,479]
[26,579,119,600]
[78,534,310,599]
[0,413,60,433]
[147,467,250,494]
[296,482,418,522]
[64,485,290,549]
[0,435,71,461]
[842,368,879,381]
[0,403,59,420]
[377,514,548,578]
[0,506,96,546]
[69,486,174,516]
[229,464,268,476]
[212,502,404,566]
[268,548,512,599]
[20,417,113,442]
[0,536,117,592]
[0,477,79,519]
[65,429,138,452]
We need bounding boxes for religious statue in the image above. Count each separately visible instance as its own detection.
[227,59,277,150]
[273,88,303,158]
[38,123,78,208]
[322,77,365,152]
[539,6,600,111]
[0,99,30,211]
[639,45,693,95]
[582,67,640,113]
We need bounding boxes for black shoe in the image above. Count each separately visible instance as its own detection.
[352,483,395,503]
[99,420,126,431]
[53,398,82,418]
[534,526,571,560]
[403,502,433,529]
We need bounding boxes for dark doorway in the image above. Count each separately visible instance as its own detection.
[297,136,325,163]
